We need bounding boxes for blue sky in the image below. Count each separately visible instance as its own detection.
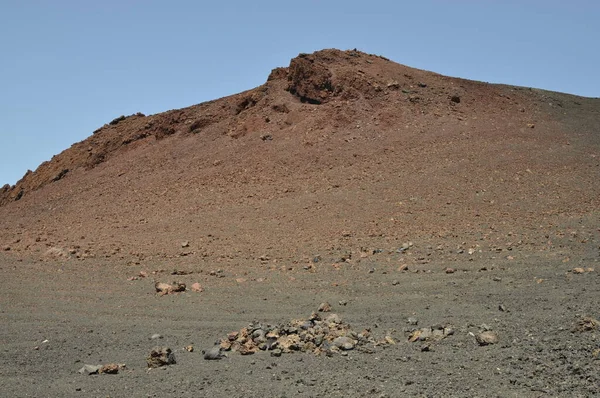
[1,1,598,186]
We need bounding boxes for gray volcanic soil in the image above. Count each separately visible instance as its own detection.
[1,49,599,397]
[1,245,599,397]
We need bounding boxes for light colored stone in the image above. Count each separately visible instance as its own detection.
[78,364,101,375]
[476,331,499,346]
[332,336,356,350]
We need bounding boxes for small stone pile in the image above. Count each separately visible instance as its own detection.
[215,308,394,357]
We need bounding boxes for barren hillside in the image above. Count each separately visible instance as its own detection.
[1,49,599,263]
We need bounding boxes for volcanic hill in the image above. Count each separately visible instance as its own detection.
[1,49,599,264]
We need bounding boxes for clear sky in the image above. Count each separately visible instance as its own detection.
[1,1,598,186]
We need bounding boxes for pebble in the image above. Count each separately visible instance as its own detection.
[333,336,356,350]
[476,331,499,346]
[407,317,418,326]
[317,302,332,312]
[270,349,282,357]
[150,333,163,340]
[190,282,203,292]
[203,345,225,360]
[155,281,186,296]
[78,364,101,375]
[99,364,121,374]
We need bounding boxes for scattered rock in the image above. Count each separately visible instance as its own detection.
[147,347,176,368]
[391,280,400,286]
[397,242,413,253]
[450,95,461,103]
[445,267,456,274]
[181,241,190,248]
[155,281,186,296]
[571,267,586,274]
[527,123,535,128]
[2,245,10,251]
[51,168,69,182]
[407,317,418,326]
[190,282,203,292]
[171,269,192,275]
[408,325,453,343]
[150,333,163,340]
[498,304,508,312]
[476,331,499,346]
[317,302,332,312]
[184,345,194,352]
[203,345,226,360]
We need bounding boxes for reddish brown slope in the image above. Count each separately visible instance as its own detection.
[1,49,598,263]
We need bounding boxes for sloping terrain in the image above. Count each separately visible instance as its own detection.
[1,49,599,397]
[1,49,598,264]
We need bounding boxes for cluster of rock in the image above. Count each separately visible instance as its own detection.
[408,324,455,343]
[211,306,394,358]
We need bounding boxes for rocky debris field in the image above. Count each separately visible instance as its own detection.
[2,248,600,397]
